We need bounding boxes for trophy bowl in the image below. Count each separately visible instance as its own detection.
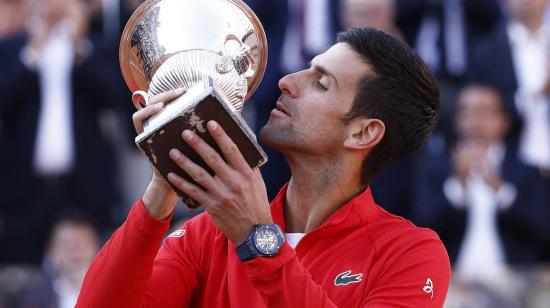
[119,0,268,112]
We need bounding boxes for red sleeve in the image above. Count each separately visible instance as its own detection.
[244,242,339,307]
[362,231,451,307]
[76,199,200,308]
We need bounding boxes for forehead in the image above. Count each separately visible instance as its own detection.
[312,43,372,90]
[458,88,501,112]
[53,223,96,241]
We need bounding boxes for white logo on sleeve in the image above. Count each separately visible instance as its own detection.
[423,278,434,299]
[167,229,186,238]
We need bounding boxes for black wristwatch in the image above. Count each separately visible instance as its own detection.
[235,224,285,262]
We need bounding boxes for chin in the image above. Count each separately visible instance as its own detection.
[259,124,293,151]
[258,125,277,148]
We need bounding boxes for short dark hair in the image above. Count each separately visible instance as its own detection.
[338,27,440,184]
[48,207,99,241]
[455,83,508,116]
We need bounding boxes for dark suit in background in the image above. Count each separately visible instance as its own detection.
[397,0,502,139]
[469,23,520,136]
[412,144,549,264]
[0,32,125,263]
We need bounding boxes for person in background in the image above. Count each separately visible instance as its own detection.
[470,0,550,174]
[413,84,549,284]
[18,210,100,308]
[0,0,123,263]
[396,0,502,141]
[0,0,30,40]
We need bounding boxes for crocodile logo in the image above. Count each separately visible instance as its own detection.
[334,270,363,286]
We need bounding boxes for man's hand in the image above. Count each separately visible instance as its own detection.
[166,120,272,245]
[452,140,502,191]
[452,141,485,183]
[132,88,185,220]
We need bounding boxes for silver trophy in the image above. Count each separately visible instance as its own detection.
[119,0,268,209]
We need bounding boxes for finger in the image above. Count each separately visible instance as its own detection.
[132,102,164,134]
[206,121,249,171]
[180,129,234,179]
[168,148,225,196]
[148,87,186,105]
[166,172,212,206]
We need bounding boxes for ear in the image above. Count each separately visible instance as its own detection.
[343,118,385,150]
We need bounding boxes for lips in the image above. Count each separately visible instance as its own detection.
[275,100,290,116]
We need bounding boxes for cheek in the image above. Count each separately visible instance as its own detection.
[295,90,351,130]
[487,120,504,134]
[302,113,346,145]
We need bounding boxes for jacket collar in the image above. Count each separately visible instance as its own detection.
[269,183,379,234]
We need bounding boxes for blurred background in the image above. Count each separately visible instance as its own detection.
[0,0,549,307]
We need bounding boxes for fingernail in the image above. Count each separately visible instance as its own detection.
[208,121,218,130]
[175,88,186,95]
[167,172,179,183]
[182,130,193,140]
[169,149,180,159]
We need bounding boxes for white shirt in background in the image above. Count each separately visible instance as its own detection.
[32,20,76,176]
[508,21,550,170]
[443,144,517,282]
[53,277,80,308]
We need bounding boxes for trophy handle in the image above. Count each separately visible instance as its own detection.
[132,90,149,110]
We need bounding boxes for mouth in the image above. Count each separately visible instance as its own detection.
[275,99,290,116]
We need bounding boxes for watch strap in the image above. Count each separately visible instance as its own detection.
[235,239,260,262]
[235,225,260,262]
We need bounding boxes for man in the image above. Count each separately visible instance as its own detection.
[413,85,549,283]
[0,0,123,263]
[19,210,100,308]
[77,28,451,307]
[470,0,550,172]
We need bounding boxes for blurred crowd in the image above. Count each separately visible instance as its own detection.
[0,0,549,307]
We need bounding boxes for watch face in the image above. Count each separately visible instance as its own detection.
[253,227,280,255]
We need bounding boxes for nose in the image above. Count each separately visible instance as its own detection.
[278,71,300,98]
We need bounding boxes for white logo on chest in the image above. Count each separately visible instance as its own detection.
[423,278,434,299]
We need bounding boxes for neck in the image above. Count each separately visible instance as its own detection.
[519,17,544,34]
[61,269,86,289]
[283,153,364,233]
[469,137,500,149]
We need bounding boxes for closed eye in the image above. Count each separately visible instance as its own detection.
[308,60,338,90]
[314,79,328,91]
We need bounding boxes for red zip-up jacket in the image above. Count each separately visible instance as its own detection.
[77,185,451,307]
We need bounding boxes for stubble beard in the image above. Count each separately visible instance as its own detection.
[259,120,299,152]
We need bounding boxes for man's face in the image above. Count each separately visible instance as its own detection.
[49,222,99,278]
[455,87,509,144]
[259,43,371,157]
